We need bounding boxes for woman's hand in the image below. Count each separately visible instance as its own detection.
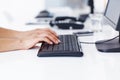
[19,28,60,50]
[0,28,60,52]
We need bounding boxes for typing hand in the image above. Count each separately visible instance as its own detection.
[19,28,60,50]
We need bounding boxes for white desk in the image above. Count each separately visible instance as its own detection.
[0,20,120,80]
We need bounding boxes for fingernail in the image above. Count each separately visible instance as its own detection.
[58,40,61,43]
[56,41,59,44]
[50,42,53,44]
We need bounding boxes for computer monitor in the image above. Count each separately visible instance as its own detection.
[96,0,120,52]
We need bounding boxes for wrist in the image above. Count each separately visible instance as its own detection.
[14,38,26,50]
[18,38,29,50]
[0,38,25,52]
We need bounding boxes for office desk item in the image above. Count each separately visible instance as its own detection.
[88,0,94,14]
[34,10,54,24]
[78,14,89,22]
[54,16,77,21]
[37,35,83,57]
[73,31,93,36]
[96,37,120,52]
[35,10,53,18]
[50,16,84,29]
[95,0,120,52]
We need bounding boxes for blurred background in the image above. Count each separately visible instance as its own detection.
[0,0,108,26]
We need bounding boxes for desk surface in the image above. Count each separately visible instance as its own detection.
[0,20,120,80]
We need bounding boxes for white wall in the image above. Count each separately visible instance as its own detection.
[0,0,45,23]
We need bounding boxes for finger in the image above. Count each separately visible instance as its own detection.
[46,33,60,44]
[42,32,60,44]
[35,28,58,38]
[36,28,58,38]
[34,28,60,44]
[39,37,53,44]
[44,28,58,37]
[37,31,60,44]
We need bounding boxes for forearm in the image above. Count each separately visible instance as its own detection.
[0,27,22,38]
[0,38,22,52]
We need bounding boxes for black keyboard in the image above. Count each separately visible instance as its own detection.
[37,35,83,57]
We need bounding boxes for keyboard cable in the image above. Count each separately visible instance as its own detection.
[78,35,119,44]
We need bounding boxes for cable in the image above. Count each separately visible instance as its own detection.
[79,35,119,44]
[79,41,96,44]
